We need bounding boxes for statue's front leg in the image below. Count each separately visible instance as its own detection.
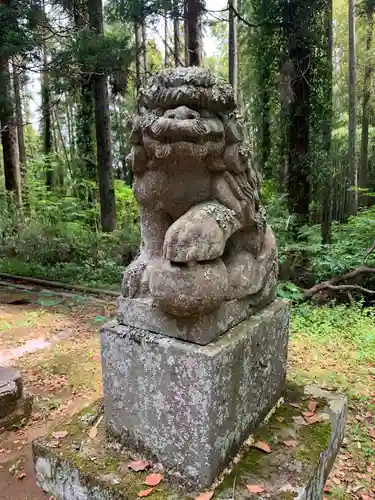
[163,201,242,263]
[122,207,170,298]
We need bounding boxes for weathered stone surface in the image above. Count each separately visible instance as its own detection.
[215,385,348,499]
[0,391,33,433]
[121,67,278,324]
[101,300,290,488]
[0,366,23,418]
[117,291,276,345]
[32,385,347,499]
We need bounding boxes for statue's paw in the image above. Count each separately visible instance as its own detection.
[121,259,154,298]
[163,215,225,262]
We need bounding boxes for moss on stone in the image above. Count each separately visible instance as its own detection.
[34,384,345,500]
[215,385,336,499]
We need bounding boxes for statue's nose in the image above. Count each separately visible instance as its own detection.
[164,106,200,120]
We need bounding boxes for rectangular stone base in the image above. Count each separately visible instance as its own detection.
[101,300,290,488]
[32,386,348,499]
[117,295,272,345]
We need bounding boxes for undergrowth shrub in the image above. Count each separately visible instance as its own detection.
[265,193,375,292]
[0,177,140,288]
[291,302,375,363]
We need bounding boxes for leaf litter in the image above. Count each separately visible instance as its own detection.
[128,460,152,472]
[144,473,163,486]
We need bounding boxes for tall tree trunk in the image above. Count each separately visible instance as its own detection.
[73,0,97,184]
[285,2,311,230]
[228,0,238,100]
[141,20,148,85]
[184,0,189,65]
[347,0,357,216]
[0,57,22,206]
[88,0,116,232]
[42,0,53,189]
[135,21,142,102]
[185,0,204,66]
[173,0,180,66]
[321,0,333,245]
[164,7,169,67]
[76,79,96,181]
[12,61,27,192]
[260,61,271,174]
[359,5,374,202]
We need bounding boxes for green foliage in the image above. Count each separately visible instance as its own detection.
[0,162,140,288]
[51,25,133,94]
[291,302,375,363]
[264,190,375,285]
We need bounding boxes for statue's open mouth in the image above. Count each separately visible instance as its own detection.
[161,133,223,144]
[148,117,225,144]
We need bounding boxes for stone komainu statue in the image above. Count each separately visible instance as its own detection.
[122,67,278,318]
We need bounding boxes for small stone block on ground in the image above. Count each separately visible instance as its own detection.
[32,385,347,499]
[0,366,33,432]
[0,391,33,432]
[102,300,290,488]
[0,366,23,413]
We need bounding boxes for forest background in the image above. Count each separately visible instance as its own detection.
[0,0,375,303]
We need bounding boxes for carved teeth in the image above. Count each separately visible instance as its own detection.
[155,144,171,158]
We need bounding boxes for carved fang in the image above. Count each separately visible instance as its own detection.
[155,143,171,158]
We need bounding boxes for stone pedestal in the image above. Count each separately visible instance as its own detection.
[101,300,290,488]
[117,295,275,345]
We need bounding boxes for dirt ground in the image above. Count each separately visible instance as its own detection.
[0,283,374,499]
[0,284,115,500]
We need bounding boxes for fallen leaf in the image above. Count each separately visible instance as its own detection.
[308,401,318,413]
[52,431,68,440]
[195,492,214,500]
[283,440,299,448]
[292,416,308,426]
[253,441,272,453]
[0,449,5,454]
[361,494,371,500]
[302,411,315,418]
[88,426,98,439]
[138,488,154,497]
[128,460,151,472]
[246,484,266,493]
[332,477,341,486]
[289,403,301,408]
[276,416,284,423]
[144,473,163,486]
[304,414,322,425]
[17,472,26,480]
[369,428,375,440]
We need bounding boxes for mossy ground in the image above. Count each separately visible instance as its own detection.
[1,287,374,499]
[34,385,341,500]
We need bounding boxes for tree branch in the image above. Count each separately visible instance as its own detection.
[304,266,375,298]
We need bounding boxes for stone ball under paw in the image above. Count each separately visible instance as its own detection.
[149,259,229,317]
